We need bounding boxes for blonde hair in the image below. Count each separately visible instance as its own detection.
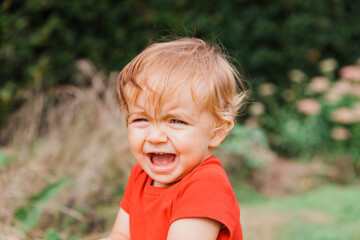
[117,37,248,130]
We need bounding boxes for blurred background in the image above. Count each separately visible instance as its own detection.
[1,0,360,239]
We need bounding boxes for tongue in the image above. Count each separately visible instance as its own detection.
[151,154,175,166]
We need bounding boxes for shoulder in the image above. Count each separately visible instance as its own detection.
[120,164,147,210]
[176,155,236,203]
[129,164,146,178]
[127,164,148,186]
[184,156,230,185]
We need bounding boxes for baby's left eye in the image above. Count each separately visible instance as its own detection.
[170,119,186,124]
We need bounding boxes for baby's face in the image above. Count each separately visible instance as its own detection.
[126,86,218,187]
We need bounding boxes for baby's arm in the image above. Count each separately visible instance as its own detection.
[167,217,221,240]
[99,208,130,240]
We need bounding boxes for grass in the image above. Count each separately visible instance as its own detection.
[239,183,360,240]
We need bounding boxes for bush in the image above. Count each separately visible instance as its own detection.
[1,0,360,122]
[246,58,360,174]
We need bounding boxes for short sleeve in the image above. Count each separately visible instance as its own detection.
[170,166,241,239]
[120,165,141,213]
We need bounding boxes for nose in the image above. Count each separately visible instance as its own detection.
[145,124,167,143]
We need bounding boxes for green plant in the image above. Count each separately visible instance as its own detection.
[44,229,62,240]
[0,149,11,168]
[14,178,70,232]
[249,59,360,173]
[2,0,360,124]
[44,228,80,240]
[221,124,271,168]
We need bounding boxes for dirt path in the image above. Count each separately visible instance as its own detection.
[241,208,291,240]
[240,206,334,240]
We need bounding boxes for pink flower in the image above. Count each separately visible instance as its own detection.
[324,90,342,104]
[288,69,307,83]
[331,107,354,124]
[331,127,350,141]
[248,102,265,116]
[244,117,260,127]
[319,58,338,73]
[258,83,277,97]
[332,80,353,95]
[297,98,321,115]
[339,65,360,82]
[325,80,353,103]
[308,76,330,93]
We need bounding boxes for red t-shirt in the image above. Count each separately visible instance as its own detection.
[120,156,242,240]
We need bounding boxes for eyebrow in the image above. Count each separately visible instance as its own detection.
[128,109,147,118]
[166,109,199,123]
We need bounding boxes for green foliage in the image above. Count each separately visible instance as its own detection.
[249,58,360,174]
[45,229,62,240]
[261,101,325,160]
[14,178,70,232]
[44,228,80,240]
[231,182,264,204]
[259,185,360,221]
[221,124,269,168]
[0,149,11,168]
[278,185,360,240]
[241,184,360,240]
[279,220,360,240]
[1,0,360,122]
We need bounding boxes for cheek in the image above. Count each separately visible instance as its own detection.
[127,128,143,150]
[169,129,211,152]
[167,129,191,143]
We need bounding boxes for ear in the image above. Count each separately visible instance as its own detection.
[209,120,234,148]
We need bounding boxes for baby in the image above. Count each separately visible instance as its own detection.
[101,37,248,240]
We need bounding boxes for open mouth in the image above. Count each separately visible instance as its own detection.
[147,153,177,172]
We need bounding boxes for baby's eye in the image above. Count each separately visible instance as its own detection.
[134,118,148,122]
[170,119,186,124]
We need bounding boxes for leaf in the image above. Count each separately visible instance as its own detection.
[14,205,42,232]
[0,150,11,167]
[45,229,62,240]
[29,178,70,204]
[14,178,70,232]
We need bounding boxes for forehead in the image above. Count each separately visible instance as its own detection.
[126,80,203,113]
